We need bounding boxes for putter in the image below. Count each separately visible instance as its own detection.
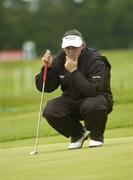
[30,57,49,156]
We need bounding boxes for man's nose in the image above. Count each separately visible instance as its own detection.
[68,47,74,52]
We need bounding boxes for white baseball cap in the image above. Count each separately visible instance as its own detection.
[61,35,83,48]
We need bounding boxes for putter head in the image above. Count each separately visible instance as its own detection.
[29,150,38,156]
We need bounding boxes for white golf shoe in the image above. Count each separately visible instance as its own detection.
[68,130,90,150]
[89,139,103,147]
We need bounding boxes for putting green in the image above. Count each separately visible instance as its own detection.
[1,136,133,180]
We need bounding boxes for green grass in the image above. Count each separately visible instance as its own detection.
[0,103,133,142]
[0,49,133,180]
[0,50,133,141]
[0,49,133,142]
[103,49,133,103]
[0,127,132,149]
[1,136,133,180]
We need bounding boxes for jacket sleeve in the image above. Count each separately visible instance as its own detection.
[71,60,106,97]
[35,66,60,92]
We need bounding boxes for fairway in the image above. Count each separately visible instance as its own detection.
[1,136,133,180]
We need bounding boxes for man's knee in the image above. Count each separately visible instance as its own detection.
[79,102,95,115]
[43,100,67,120]
[79,96,107,115]
[43,101,52,119]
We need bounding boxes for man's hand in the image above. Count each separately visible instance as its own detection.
[65,56,78,73]
[42,49,53,67]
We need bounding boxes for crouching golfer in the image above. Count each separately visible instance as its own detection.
[35,29,114,149]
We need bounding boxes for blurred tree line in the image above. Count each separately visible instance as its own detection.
[0,0,133,55]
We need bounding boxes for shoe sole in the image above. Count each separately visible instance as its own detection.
[89,144,103,148]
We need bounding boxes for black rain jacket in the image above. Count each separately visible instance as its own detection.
[35,47,114,113]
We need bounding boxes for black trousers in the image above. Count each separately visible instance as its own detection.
[43,95,108,142]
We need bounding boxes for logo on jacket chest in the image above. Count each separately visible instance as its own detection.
[59,74,65,79]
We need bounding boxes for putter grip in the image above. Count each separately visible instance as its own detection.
[43,61,48,82]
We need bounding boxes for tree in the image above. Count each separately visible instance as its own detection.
[0,0,133,54]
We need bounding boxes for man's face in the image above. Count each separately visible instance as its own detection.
[64,45,84,60]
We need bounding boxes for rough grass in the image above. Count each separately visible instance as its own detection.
[0,103,133,142]
[0,49,133,142]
